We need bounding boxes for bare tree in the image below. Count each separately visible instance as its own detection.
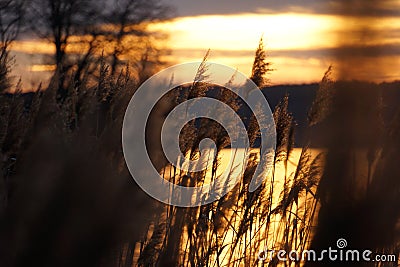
[0,0,25,92]
[28,0,171,84]
[102,0,171,75]
[0,0,24,51]
[72,0,171,86]
[29,0,100,70]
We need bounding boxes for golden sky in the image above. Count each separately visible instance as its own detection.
[9,7,400,87]
[150,13,400,84]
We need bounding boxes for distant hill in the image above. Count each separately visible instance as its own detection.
[262,81,400,147]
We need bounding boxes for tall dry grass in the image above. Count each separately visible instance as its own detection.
[0,37,324,266]
[135,43,325,267]
[0,37,398,267]
[0,55,164,266]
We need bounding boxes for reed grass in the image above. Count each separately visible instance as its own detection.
[0,37,399,267]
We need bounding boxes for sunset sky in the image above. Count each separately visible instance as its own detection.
[9,0,400,87]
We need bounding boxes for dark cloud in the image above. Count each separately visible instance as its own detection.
[163,0,400,17]
[163,0,320,17]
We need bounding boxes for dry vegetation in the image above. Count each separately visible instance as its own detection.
[0,1,399,266]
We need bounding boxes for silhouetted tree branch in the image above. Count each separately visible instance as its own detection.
[28,0,171,92]
[29,0,99,69]
[102,0,171,75]
[0,0,25,92]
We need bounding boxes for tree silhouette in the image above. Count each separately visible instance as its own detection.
[102,0,171,75]
[29,0,98,69]
[0,0,25,92]
[28,0,171,90]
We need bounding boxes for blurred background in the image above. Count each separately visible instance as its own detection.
[0,0,399,266]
